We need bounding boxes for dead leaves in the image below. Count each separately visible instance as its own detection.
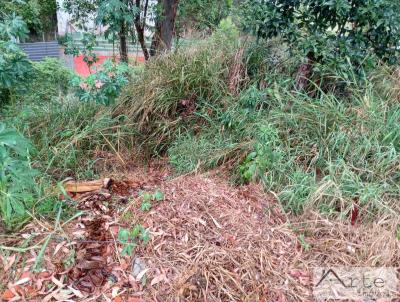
[1,271,85,301]
[68,218,112,293]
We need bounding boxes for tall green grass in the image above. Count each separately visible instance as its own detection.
[3,96,136,180]
[117,22,241,154]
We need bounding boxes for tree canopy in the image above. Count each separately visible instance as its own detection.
[241,0,400,67]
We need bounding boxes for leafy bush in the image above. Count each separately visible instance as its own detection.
[0,123,38,229]
[240,0,400,68]
[0,14,31,104]
[15,58,73,103]
[72,60,130,105]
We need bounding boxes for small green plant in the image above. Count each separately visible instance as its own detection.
[153,189,164,201]
[239,124,282,184]
[298,234,311,251]
[118,224,150,256]
[72,59,130,105]
[139,190,164,212]
[0,122,38,229]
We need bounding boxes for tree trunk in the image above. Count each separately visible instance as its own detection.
[134,0,150,60]
[119,22,128,63]
[150,0,179,56]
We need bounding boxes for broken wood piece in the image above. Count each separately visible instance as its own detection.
[63,178,112,193]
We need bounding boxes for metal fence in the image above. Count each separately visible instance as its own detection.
[18,41,60,61]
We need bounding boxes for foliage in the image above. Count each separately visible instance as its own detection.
[63,32,99,70]
[118,224,149,256]
[2,97,136,180]
[177,0,232,32]
[240,0,400,68]
[95,0,138,43]
[139,190,164,212]
[63,0,140,58]
[0,41,31,103]
[149,37,400,217]
[0,13,31,104]
[239,123,282,184]
[0,122,38,229]
[72,60,130,105]
[14,58,73,103]
[0,0,57,36]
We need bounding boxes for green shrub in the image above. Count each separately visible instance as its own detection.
[0,122,38,229]
[0,13,31,105]
[72,60,130,105]
[19,58,73,103]
[240,0,400,68]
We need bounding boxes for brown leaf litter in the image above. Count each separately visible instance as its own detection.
[1,167,400,301]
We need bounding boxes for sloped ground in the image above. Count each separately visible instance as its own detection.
[1,164,399,301]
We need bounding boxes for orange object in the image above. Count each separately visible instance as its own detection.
[2,289,15,300]
[113,297,123,302]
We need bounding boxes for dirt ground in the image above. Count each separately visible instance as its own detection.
[1,163,399,301]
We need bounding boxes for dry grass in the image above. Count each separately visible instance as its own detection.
[135,175,309,301]
[292,212,400,267]
[1,168,400,301]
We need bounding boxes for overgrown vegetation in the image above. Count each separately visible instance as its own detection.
[1,1,399,230]
[2,2,400,301]
[118,21,400,218]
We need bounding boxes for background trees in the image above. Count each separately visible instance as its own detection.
[0,0,57,40]
[63,0,180,61]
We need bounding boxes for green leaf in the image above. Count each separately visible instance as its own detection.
[140,201,152,212]
[118,228,130,242]
[153,190,164,201]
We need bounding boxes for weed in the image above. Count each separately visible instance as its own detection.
[139,190,165,212]
[298,234,311,251]
[118,224,149,256]
[164,53,400,217]
[116,25,240,153]
[0,123,38,229]
[140,200,152,212]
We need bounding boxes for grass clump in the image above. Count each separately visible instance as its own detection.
[117,21,241,153]
[2,96,136,180]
